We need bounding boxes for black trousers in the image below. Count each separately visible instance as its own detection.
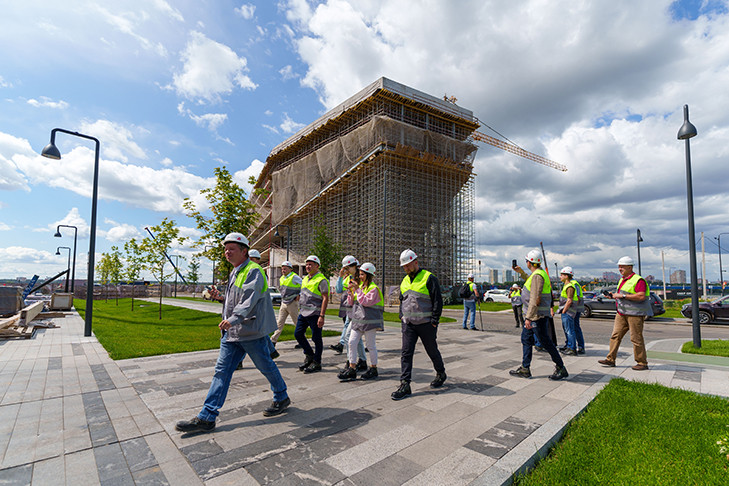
[400,322,445,383]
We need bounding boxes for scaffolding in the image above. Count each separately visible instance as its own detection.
[251,77,479,290]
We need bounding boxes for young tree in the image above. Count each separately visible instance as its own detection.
[308,222,343,278]
[183,166,258,282]
[108,246,123,304]
[187,257,200,297]
[123,238,145,311]
[140,219,187,319]
[96,252,112,301]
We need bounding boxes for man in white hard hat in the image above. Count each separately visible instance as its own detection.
[391,249,447,400]
[295,255,329,373]
[509,283,525,328]
[176,233,289,433]
[598,256,651,370]
[248,249,261,264]
[510,249,568,380]
[461,274,480,330]
[273,261,301,346]
[556,266,585,356]
[332,256,368,371]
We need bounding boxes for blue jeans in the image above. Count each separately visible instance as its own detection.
[561,313,577,350]
[295,314,323,362]
[574,312,585,351]
[199,334,288,422]
[339,316,366,361]
[462,301,476,329]
[521,317,565,369]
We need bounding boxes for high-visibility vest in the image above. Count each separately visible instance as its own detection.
[232,260,268,292]
[279,272,301,304]
[400,270,433,325]
[351,282,384,330]
[300,272,328,317]
[617,273,653,316]
[510,289,522,306]
[522,268,551,318]
[559,279,584,316]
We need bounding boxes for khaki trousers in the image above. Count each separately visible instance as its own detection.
[606,313,647,366]
[272,300,299,343]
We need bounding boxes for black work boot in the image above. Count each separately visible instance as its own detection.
[338,367,357,381]
[549,366,569,381]
[303,361,322,374]
[430,371,447,388]
[298,354,314,371]
[356,359,368,371]
[361,366,378,380]
[175,417,215,433]
[509,366,532,378]
[263,397,290,417]
[391,381,411,401]
[329,343,344,354]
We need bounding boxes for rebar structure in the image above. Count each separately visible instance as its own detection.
[250,78,479,293]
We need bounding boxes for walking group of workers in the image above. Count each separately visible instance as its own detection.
[175,231,650,434]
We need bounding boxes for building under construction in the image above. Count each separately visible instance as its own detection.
[250,77,479,295]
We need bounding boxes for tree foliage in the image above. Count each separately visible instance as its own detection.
[187,257,200,297]
[96,246,123,302]
[123,238,145,311]
[308,222,342,277]
[183,166,258,283]
[140,218,187,319]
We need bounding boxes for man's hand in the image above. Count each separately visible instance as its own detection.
[525,319,534,329]
[219,319,231,331]
[209,287,223,302]
[317,315,325,328]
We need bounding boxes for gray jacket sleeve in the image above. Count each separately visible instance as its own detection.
[226,268,266,327]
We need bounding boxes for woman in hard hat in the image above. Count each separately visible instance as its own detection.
[331,256,367,371]
[338,262,383,381]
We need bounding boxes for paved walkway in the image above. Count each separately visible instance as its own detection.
[1,304,729,485]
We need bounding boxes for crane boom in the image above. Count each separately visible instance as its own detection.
[470,129,567,172]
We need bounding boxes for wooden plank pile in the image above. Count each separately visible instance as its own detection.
[0,302,61,339]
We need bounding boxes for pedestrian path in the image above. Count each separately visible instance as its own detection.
[1,306,728,485]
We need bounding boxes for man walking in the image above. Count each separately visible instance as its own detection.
[461,274,479,330]
[175,233,289,433]
[557,267,585,356]
[273,261,301,346]
[598,256,652,370]
[509,283,525,328]
[391,249,447,400]
[295,255,329,373]
[509,249,568,380]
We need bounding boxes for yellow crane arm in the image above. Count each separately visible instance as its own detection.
[470,130,567,172]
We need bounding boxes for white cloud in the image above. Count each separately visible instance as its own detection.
[0,75,11,88]
[160,157,173,167]
[27,96,69,109]
[0,132,31,191]
[78,119,147,164]
[0,222,11,231]
[51,208,90,239]
[92,5,168,57]
[233,160,264,196]
[280,113,305,134]
[152,0,184,22]
[279,65,297,81]
[102,218,141,242]
[171,31,257,103]
[262,124,279,134]
[235,4,256,19]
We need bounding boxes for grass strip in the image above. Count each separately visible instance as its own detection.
[75,298,338,360]
[516,378,729,485]
[682,340,729,358]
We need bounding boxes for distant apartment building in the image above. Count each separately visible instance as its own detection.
[670,270,687,284]
[603,271,620,282]
[503,269,514,283]
[488,269,499,283]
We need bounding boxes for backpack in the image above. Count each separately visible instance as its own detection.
[458,282,472,298]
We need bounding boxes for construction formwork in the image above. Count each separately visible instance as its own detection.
[251,78,479,289]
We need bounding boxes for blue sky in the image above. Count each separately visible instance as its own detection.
[2,0,729,284]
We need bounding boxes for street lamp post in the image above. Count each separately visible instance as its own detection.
[173,255,181,298]
[274,224,291,261]
[677,104,701,348]
[54,224,78,293]
[637,229,644,275]
[42,129,100,338]
[717,233,729,295]
[56,246,71,292]
[204,244,216,285]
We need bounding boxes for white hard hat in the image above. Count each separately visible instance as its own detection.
[306,255,321,265]
[526,249,542,264]
[281,260,293,268]
[560,266,574,275]
[511,284,519,288]
[342,255,358,267]
[249,249,261,259]
[360,262,376,275]
[618,256,634,266]
[400,249,417,266]
[222,232,249,247]
[467,273,474,279]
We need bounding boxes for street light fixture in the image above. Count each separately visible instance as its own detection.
[637,229,644,275]
[54,224,78,293]
[42,128,100,337]
[716,232,729,295]
[274,224,291,261]
[677,104,701,348]
[56,246,71,292]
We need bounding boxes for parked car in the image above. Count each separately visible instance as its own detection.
[483,289,511,303]
[268,287,282,306]
[680,295,729,324]
[582,288,665,318]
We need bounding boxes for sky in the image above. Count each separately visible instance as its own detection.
[2,0,729,285]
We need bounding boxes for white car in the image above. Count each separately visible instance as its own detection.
[483,289,511,303]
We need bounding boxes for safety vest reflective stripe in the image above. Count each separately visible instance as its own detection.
[559,280,584,314]
[616,274,653,316]
[510,289,522,305]
[352,283,384,327]
[233,260,268,292]
[400,270,433,324]
[523,268,551,318]
[300,272,328,317]
[279,273,301,303]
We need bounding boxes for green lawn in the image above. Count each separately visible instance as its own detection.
[516,378,729,485]
[75,298,338,360]
[682,340,729,358]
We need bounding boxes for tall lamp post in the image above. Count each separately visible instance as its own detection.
[54,224,78,293]
[204,244,216,285]
[716,232,729,295]
[42,129,100,337]
[636,229,643,275]
[56,246,71,292]
[274,224,291,261]
[677,104,701,348]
